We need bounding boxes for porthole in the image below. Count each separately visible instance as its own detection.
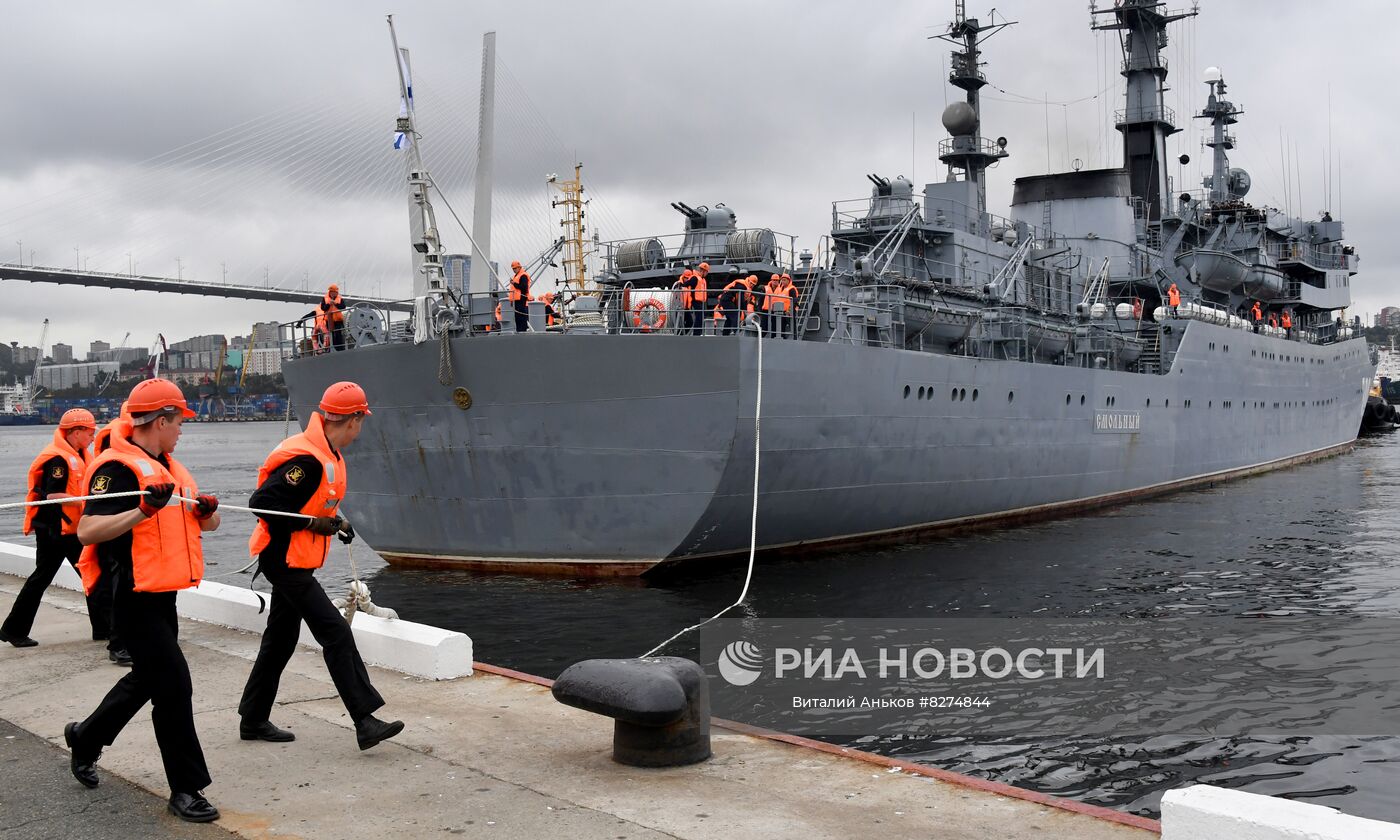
[1166,399,1170,407]
[972,389,979,401]
[1008,391,1015,403]
[1146,398,1151,407]
[959,388,966,401]
[904,385,911,399]
[951,388,958,402]
[918,386,926,399]
[1082,395,1087,406]
[1066,394,1072,405]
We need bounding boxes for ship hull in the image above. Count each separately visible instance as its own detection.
[282,323,1373,575]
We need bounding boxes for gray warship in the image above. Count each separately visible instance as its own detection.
[280,2,1375,575]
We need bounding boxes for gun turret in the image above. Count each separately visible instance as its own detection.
[671,201,704,220]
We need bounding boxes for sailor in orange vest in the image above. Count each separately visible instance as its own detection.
[1,409,107,649]
[759,274,782,336]
[82,401,137,663]
[509,260,531,331]
[318,284,348,351]
[678,268,698,334]
[64,379,222,823]
[690,262,710,336]
[1281,309,1293,334]
[766,273,796,338]
[236,382,403,751]
[1250,300,1263,333]
[1166,282,1181,317]
[537,290,558,327]
[717,275,756,336]
[1268,312,1279,329]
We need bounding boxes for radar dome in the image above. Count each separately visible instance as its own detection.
[1228,167,1251,197]
[941,101,977,136]
[1203,66,1223,83]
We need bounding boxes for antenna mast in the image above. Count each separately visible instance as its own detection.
[933,2,1015,214]
[387,16,445,297]
[550,163,593,290]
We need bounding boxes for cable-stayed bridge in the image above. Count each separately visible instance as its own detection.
[0,46,631,312]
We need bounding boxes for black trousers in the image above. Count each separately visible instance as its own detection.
[513,300,530,332]
[330,322,346,351]
[76,589,210,794]
[2,531,111,643]
[238,555,383,724]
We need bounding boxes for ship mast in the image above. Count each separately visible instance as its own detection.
[387,16,445,297]
[550,163,593,290]
[1199,69,1245,204]
[934,0,1013,214]
[1091,0,1198,222]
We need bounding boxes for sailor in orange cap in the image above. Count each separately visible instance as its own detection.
[65,378,223,823]
[508,260,531,331]
[236,381,403,751]
[2,408,105,649]
[318,283,348,351]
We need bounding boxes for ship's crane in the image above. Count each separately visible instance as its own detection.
[26,318,49,408]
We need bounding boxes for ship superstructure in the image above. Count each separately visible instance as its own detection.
[279,1,1374,575]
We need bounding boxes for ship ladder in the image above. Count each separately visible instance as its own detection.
[1141,328,1163,374]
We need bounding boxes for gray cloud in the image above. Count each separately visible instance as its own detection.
[2,0,1394,351]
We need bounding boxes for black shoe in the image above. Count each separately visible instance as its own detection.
[0,629,37,648]
[240,719,295,742]
[355,715,404,751]
[64,722,99,789]
[108,649,132,666]
[168,791,219,823]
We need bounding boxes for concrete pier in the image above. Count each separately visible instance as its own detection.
[0,575,1155,839]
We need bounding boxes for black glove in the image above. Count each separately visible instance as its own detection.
[193,493,219,520]
[306,516,340,536]
[337,516,355,545]
[139,483,175,518]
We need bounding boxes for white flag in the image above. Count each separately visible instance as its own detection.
[394,47,413,150]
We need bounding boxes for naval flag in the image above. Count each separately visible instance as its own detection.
[394,47,413,150]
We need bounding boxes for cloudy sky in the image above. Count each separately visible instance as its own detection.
[1,0,1393,354]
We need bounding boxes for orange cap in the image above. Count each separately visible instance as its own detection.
[127,379,195,419]
[58,408,96,430]
[319,381,372,416]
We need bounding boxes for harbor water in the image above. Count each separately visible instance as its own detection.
[3,421,1398,821]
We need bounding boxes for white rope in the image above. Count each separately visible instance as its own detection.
[0,490,313,521]
[640,333,762,658]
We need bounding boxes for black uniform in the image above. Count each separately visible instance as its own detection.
[2,455,114,645]
[511,272,531,332]
[69,458,211,796]
[237,454,384,725]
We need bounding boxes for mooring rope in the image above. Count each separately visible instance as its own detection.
[640,332,762,658]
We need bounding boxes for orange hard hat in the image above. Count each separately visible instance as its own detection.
[320,381,372,416]
[511,260,522,269]
[782,273,791,280]
[58,408,96,430]
[747,275,758,283]
[127,378,195,419]
[770,273,781,281]
[328,283,340,292]
[681,269,694,277]
[698,262,710,271]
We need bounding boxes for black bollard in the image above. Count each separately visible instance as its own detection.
[551,656,711,767]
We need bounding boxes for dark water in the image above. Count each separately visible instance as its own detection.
[3,422,1399,821]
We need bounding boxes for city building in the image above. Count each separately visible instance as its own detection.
[88,340,110,360]
[51,343,73,364]
[36,361,120,392]
[251,321,281,347]
[244,347,283,376]
[1376,307,1400,329]
[10,345,41,367]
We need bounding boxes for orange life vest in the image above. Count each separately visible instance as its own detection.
[538,292,557,326]
[76,436,203,594]
[1281,312,1293,329]
[510,270,530,302]
[1251,303,1262,321]
[765,280,794,313]
[22,430,88,536]
[1167,285,1181,306]
[94,415,132,454]
[692,274,708,304]
[322,291,345,323]
[247,413,347,569]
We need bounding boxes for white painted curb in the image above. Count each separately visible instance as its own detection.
[1162,785,1400,839]
[0,539,472,681]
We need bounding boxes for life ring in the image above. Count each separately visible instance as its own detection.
[632,298,667,332]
